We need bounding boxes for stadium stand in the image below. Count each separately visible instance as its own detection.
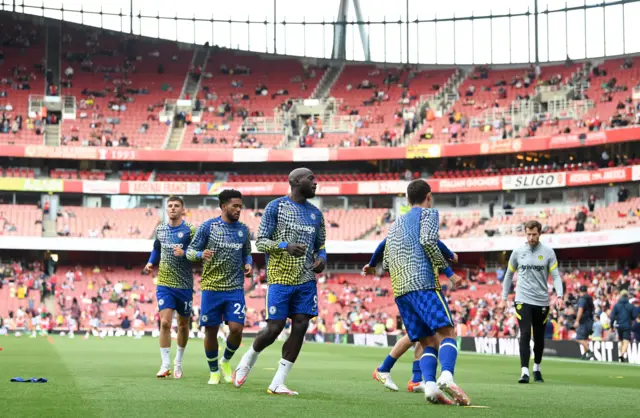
[60,24,192,148]
[0,204,42,236]
[2,261,638,336]
[1,167,35,178]
[55,206,159,238]
[325,66,457,147]
[182,49,324,149]
[0,13,638,154]
[582,57,640,120]
[0,19,46,145]
[0,196,622,242]
[155,172,215,182]
[184,207,388,241]
[120,171,152,181]
[50,168,106,180]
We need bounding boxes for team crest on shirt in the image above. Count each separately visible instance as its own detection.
[159,299,164,306]
[538,255,544,261]
[201,315,208,322]
[310,213,316,220]
[178,232,184,238]
[238,230,243,237]
[269,306,277,315]
[516,304,522,310]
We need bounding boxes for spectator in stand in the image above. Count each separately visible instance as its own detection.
[121,316,131,330]
[588,193,596,212]
[618,186,628,203]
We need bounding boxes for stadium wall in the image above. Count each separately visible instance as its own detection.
[2,228,639,253]
[460,336,640,365]
[9,328,638,365]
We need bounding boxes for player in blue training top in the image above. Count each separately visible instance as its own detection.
[363,236,458,394]
[382,179,470,406]
[233,167,326,396]
[186,189,253,385]
[143,196,196,380]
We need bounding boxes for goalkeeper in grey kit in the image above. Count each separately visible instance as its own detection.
[499,220,564,384]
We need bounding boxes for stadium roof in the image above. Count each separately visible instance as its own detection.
[6,0,640,65]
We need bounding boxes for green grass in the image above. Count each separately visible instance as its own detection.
[0,335,639,417]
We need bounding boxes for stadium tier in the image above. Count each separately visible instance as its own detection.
[0,13,638,153]
[2,198,637,239]
[2,264,638,334]
[60,24,192,149]
[0,203,42,236]
[2,157,638,187]
[55,207,159,239]
[0,19,46,146]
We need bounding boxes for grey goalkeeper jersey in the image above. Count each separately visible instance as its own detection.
[502,242,563,307]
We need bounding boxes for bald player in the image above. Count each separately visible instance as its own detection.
[233,168,326,395]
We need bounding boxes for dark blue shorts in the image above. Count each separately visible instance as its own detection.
[576,321,593,340]
[200,290,246,327]
[395,289,454,342]
[156,285,193,317]
[617,328,631,341]
[266,280,318,321]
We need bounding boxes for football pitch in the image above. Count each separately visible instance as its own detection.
[1,336,638,417]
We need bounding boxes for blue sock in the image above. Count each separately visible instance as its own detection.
[419,347,438,383]
[223,342,239,361]
[205,350,219,372]
[439,338,458,376]
[378,354,397,373]
[411,360,422,383]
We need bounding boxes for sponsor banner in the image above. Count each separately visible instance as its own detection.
[232,148,269,162]
[293,147,330,162]
[566,167,631,186]
[460,337,636,364]
[0,178,26,191]
[317,182,349,195]
[335,146,406,162]
[0,166,636,196]
[352,333,390,348]
[23,179,64,193]
[127,181,201,195]
[405,143,441,159]
[357,181,407,195]
[502,172,566,190]
[0,178,65,192]
[96,148,138,161]
[82,180,121,195]
[63,180,83,193]
[24,145,99,160]
[1,127,639,162]
[436,176,502,193]
[479,139,524,154]
[548,131,608,149]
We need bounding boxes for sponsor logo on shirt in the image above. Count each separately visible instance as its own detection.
[520,265,546,272]
[288,223,316,234]
[218,242,243,250]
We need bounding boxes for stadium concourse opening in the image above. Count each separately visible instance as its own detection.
[0,1,639,414]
